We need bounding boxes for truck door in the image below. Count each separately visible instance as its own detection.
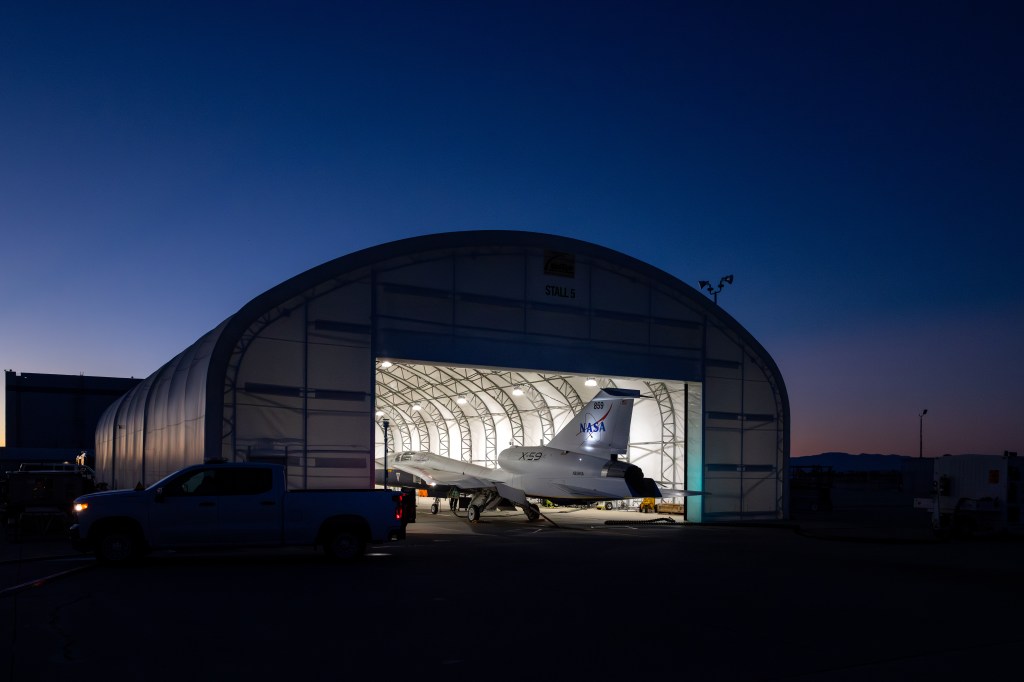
[211,467,280,545]
[150,468,221,546]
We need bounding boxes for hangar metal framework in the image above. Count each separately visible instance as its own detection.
[96,231,790,522]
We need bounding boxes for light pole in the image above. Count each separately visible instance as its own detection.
[699,274,734,304]
[919,409,928,458]
[382,418,390,489]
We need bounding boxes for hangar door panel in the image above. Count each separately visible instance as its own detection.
[703,361,782,519]
[232,283,373,489]
[304,286,373,488]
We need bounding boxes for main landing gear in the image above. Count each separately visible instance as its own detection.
[431,490,543,523]
[467,499,541,523]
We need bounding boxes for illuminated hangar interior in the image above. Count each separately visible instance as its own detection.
[373,362,699,494]
[96,230,789,522]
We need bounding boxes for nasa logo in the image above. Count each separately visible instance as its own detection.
[578,405,611,436]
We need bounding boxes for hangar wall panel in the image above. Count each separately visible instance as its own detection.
[118,379,147,489]
[454,253,525,298]
[598,269,651,315]
[526,306,590,340]
[95,324,222,489]
[455,297,525,333]
[144,363,178,483]
[375,247,704,383]
[228,283,373,489]
[700,317,785,520]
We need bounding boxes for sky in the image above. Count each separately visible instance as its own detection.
[1,1,1022,457]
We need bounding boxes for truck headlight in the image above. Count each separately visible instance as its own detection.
[73,502,88,513]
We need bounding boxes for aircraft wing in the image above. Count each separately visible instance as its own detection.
[388,460,495,491]
[549,482,642,499]
[655,485,707,498]
[547,482,706,499]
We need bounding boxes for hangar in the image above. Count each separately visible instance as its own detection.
[96,231,789,522]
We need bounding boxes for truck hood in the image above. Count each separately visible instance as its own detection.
[74,489,147,504]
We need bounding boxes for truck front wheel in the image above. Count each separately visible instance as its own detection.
[322,525,366,561]
[95,525,143,563]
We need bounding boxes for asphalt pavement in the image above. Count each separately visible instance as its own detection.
[4,498,1024,681]
[0,496,945,567]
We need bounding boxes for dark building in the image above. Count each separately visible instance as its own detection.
[4,371,141,468]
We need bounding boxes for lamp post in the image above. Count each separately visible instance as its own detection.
[918,409,928,458]
[382,418,390,489]
[698,275,734,304]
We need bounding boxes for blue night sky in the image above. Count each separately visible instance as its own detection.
[2,1,1021,457]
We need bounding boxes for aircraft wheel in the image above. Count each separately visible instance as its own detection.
[467,505,480,522]
[526,504,540,521]
[430,502,439,514]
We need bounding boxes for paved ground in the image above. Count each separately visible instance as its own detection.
[3,498,1023,681]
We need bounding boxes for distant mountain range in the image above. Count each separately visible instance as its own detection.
[792,452,921,472]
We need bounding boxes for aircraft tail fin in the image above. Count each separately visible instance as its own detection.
[546,388,640,457]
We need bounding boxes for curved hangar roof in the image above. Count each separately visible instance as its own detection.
[97,230,790,522]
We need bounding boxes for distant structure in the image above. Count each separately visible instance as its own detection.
[3,371,141,470]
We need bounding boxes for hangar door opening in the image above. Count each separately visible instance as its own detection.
[372,360,702,504]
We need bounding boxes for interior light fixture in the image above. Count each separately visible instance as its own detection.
[585,378,597,387]
[512,386,524,396]
[457,395,467,405]
[375,410,384,418]
[380,360,393,368]
[412,403,422,411]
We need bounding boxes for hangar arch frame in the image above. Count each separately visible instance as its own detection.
[96,231,789,522]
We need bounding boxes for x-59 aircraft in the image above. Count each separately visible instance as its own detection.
[375,388,700,522]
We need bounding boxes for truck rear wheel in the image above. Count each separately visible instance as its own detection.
[95,525,142,563]
[322,525,366,561]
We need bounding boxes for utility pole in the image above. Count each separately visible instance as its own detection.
[918,409,928,458]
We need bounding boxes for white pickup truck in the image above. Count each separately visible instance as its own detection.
[70,462,412,562]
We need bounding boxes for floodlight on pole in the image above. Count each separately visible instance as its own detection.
[699,275,734,304]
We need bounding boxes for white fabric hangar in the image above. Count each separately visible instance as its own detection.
[96,231,790,522]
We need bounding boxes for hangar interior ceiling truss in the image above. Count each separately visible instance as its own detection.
[373,359,699,489]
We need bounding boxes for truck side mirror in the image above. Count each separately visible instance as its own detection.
[155,487,165,502]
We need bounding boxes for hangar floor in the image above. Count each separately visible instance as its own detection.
[404,489,941,543]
